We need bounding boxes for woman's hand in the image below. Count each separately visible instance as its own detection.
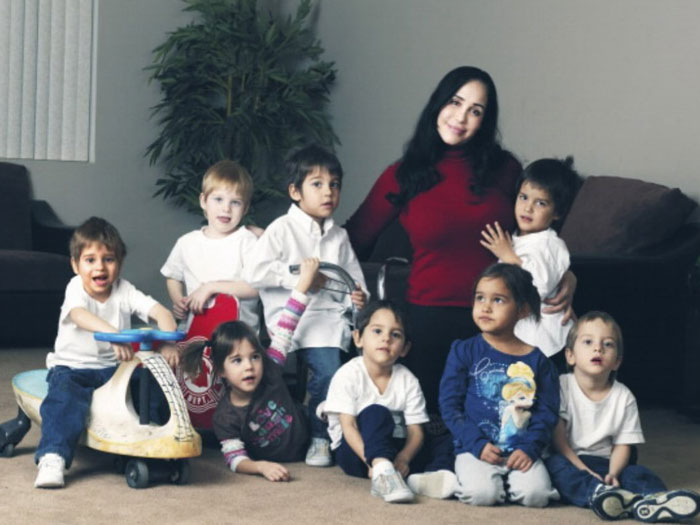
[543,270,577,324]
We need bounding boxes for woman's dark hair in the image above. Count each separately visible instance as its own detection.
[181,321,274,389]
[388,66,508,207]
[516,156,583,230]
[355,300,410,342]
[473,263,541,321]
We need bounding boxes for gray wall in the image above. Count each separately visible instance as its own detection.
[16,1,199,305]
[10,0,700,306]
[316,0,700,222]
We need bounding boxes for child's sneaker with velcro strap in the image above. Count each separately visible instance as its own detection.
[34,453,65,489]
[371,468,414,503]
[407,469,458,499]
[632,489,700,523]
[589,484,642,520]
[305,437,332,467]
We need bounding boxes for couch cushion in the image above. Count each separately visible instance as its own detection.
[0,250,72,292]
[0,162,32,250]
[560,175,697,255]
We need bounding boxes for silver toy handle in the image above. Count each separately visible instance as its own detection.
[289,261,358,327]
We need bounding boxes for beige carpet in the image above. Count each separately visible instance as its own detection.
[1,347,699,525]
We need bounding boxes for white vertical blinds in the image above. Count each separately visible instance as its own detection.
[0,0,94,161]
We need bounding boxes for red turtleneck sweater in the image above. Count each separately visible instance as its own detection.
[346,151,520,307]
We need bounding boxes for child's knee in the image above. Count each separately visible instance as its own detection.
[517,486,553,508]
[457,481,504,506]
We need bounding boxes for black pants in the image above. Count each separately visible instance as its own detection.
[402,303,479,416]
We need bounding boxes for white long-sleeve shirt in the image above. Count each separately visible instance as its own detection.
[246,204,368,351]
[511,228,573,357]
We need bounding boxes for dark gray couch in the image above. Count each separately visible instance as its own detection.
[0,162,74,346]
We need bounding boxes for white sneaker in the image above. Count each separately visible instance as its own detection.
[34,453,65,488]
[371,469,415,503]
[305,437,332,467]
[407,470,458,499]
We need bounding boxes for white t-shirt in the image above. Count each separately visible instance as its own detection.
[559,373,645,458]
[324,356,429,450]
[511,228,573,357]
[245,204,368,351]
[160,227,259,331]
[48,276,157,369]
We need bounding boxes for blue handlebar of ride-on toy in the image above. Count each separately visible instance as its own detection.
[94,329,185,345]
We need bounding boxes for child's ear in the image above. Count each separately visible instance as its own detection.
[399,340,412,358]
[288,183,301,203]
[70,258,79,275]
[564,347,576,366]
[199,193,207,211]
[352,329,362,348]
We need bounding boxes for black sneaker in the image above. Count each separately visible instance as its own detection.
[632,490,700,523]
[590,484,642,520]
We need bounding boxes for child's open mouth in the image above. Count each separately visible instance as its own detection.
[591,357,603,364]
[93,276,108,286]
[217,216,231,223]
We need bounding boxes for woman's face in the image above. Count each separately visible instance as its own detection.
[436,80,488,147]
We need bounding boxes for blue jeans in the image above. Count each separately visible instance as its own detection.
[36,366,117,468]
[36,365,167,468]
[335,404,455,478]
[298,347,341,439]
[545,453,667,507]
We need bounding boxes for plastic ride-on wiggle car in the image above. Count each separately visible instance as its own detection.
[0,329,202,488]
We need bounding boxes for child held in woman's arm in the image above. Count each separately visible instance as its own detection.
[322,302,454,503]
[426,263,560,507]
[181,258,320,482]
[480,157,581,357]
[545,311,700,522]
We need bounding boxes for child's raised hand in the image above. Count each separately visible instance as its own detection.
[112,342,134,362]
[257,461,290,482]
[506,449,533,472]
[350,285,367,310]
[480,222,519,264]
[295,257,321,294]
[479,442,504,465]
[186,283,214,314]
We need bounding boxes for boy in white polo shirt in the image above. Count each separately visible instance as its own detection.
[246,144,368,467]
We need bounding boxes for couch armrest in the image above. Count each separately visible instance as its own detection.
[31,200,74,257]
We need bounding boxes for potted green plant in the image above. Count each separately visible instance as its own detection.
[146,0,338,222]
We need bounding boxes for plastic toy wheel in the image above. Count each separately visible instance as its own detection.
[169,459,191,485]
[125,459,149,489]
[1,443,15,458]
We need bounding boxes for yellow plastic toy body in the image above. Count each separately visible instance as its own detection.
[13,351,201,459]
